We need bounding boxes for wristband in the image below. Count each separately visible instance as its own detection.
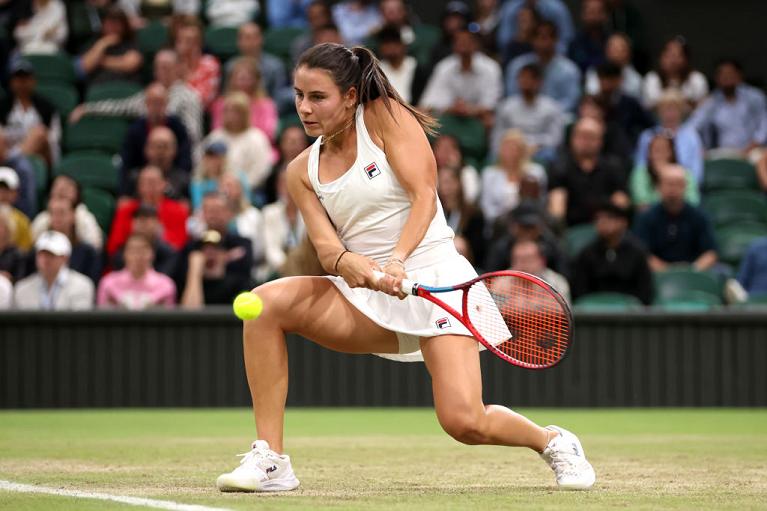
[334,249,350,273]
[385,257,405,268]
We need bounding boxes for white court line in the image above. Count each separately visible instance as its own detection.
[0,480,233,511]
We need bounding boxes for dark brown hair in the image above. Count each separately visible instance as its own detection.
[103,6,134,42]
[296,43,437,135]
[647,134,677,186]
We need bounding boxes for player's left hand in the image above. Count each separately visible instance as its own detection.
[378,262,407,300]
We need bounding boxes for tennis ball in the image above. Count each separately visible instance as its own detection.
[233,292,263,320]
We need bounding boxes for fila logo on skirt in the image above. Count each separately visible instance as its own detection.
[364,162,381,179]
[436,317,451,329]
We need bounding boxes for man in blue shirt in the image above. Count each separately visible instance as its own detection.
[497,0,574,57]
[737,237,767,296]
[634,165,718,272]
[506,21,581,112]
[688,59,767,153]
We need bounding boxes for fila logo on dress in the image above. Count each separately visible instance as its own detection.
[364,162,381,179]
[436,317,451,329]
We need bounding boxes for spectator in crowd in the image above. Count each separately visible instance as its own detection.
[1,59,60,167]
[576,94,632,167]
[13,0,67,54]
[116,0,199,26]
[429,1,471,68]
[634,165,718,272]
[78,6,143,85]
[107,165,189,257]
[71,50,203,157]
[230,23,291,112]
[111,204,178,277]
[261,170,306,278]
[31,175,103,250]
[174,18,221,107]
[594,62,654,147]
[757,152,767,193]
[548,117,629,227]
[635,90,704,183]
[219,172,265,268]
[737,237,767,296]
[484,202,566,273]
[205,0,259,27]
[0,210,25,282]
[568,0,609,74]
[480,129,547,225]
[432,134,480,205]
[378,0,414,43]
[267,0,313,28]
[511,239,570,303]
[506,21,582,112]
[641,36,708,109]
[585,33,641,100]
[571,202,652,304]
[98,233,176,309]
[473,0,501,55]
[376,25,428,105]
[0,167,32,250]
[0,273,10,309]
[0,127,36,218]
[419,28,502,129]
[191,141,230,210]
[630,134,699,211]
[260,125,310,206]
[332,0,383,45]
[34,197,101,283]
[688,58,767,156]
[291,1,334,63]
[497,0,574,57]
[13,230,94,310]
[120,83,193,174]
[213,57,278,146]
[492,63,564,162]
[123,126,190,200]
[204,92,273,190]
[499,3,539,66]
[438,166,485,267]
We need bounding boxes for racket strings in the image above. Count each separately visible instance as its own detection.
[467,275,570,368]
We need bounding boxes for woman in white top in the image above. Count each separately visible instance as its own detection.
[13,0,68,54]
[642,36,709,109]
[215,43,595,493]
[480,129,547,225]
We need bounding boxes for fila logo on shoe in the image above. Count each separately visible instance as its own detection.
[266,465,278,474]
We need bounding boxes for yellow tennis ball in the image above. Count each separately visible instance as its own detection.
[233,292,263,320]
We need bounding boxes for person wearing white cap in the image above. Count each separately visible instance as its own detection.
[0,166,32,250]
[12,230,94,310]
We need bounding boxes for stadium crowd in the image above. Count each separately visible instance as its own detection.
[1,0,767,311]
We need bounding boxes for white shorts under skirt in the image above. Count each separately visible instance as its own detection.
[325,244,481,362]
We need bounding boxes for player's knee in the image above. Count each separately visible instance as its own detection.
[438,411,486,445]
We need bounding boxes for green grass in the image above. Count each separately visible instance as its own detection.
[1,409,766,510]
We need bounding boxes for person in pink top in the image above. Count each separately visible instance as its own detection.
[210,57,278,145]
[97,233,177,309]
[175,19,221,107]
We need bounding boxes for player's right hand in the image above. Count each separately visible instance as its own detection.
[337,252,381,289]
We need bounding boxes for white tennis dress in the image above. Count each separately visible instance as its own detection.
[307,104,480,362]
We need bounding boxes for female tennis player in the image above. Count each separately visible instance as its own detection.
[216,43,595,492]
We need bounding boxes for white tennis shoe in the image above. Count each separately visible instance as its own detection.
[539,425,596,490]
[216,440,300,492]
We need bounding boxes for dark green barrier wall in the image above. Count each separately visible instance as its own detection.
[1,309,766,408]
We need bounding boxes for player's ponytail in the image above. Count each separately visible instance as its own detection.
[297,43,437,135]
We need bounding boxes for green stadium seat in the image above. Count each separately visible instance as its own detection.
[655,290,722,311]
[715,222,767,266]
[703,158,759,192]
[564,223,596,258]
[204,26,239,62]
[81,187,116,233]
[654,268,723,302]
[409,24,441,66]
[25,53,77,84]
[55,152,119,192]
[436,114,487,162]
[85,81,143,102]
[65,117,128,154]
[137,20,170,56]
[574,292,643,311]
[702,191,767,227]
[36,82,79,118]
[264,27,303,66]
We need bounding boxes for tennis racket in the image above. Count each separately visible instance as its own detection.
[372,270,573,369]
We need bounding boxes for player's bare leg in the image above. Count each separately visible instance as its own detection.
[243,276,399,453]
